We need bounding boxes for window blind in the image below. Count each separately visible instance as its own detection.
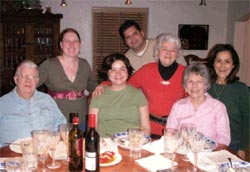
[92,7,148,82]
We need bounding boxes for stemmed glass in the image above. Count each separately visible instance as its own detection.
[59,123,73,163]
[180,123,196,161]
[47,131,61,169]
[189,132,205,172]
[164,128,182,172]
[32,130,50,172]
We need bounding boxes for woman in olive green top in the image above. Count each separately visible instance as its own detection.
[38,28,97,132]
[89,53,151,137]
[207,44,249,160]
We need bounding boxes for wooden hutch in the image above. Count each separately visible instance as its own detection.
[0,10,62,96]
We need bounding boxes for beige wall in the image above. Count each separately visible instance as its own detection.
[40,0,249,68]
[234,15,250,85]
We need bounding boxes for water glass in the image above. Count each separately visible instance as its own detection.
[20,140,38,172]
[189,132,205,172]
[180,123,196,160]
[59,123,73,162]
[32,129,50,172]
[128,128,144,159]
[164,128,182,172]
[47,131,61,169]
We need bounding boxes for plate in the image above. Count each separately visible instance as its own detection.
[219,161,250,172]
[100,152,122,167]
[203,137,217,152]
[111,132,151,150]
[9,137,32,154]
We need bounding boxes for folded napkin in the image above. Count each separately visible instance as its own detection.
[135,154,177,172]
[52,141,67,160]
[187,149,245,172]
[142,137,164,154]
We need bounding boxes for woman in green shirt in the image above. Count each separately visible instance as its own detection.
[89,53,151,137]
[207,44,249,160]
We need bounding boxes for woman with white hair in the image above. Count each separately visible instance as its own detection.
[128,33,186,138]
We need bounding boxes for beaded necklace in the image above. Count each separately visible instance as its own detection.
[213,84,227,99]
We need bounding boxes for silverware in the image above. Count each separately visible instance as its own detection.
[100,137,107,146]
[228,158,233,168]
[225,158,236,172]
[105,134,126,144]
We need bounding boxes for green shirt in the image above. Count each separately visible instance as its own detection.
[208,81,250,150]
[90,85,148,137]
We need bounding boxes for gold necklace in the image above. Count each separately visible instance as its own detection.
[213,84,226,99]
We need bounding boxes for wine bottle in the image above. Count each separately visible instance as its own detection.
[68,116,83,171]
[85,114,100,172]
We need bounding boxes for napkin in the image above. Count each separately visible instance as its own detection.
[52,141,67,160]
[100,138,119,153]
[142,137,164,154]
[187,149,245,172]
[135,154,177,172]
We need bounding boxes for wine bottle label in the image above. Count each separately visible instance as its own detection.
[76,138,83,156]
[69,138,83,156]
[85,152,97,170]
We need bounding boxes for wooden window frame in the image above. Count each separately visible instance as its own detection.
[92,7,148,82]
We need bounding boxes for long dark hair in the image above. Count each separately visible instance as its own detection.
[99,53,134,83]
[207,44,240,83]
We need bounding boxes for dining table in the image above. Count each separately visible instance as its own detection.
[0,144,204,172]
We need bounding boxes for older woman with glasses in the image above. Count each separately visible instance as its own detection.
[167,63,230,150]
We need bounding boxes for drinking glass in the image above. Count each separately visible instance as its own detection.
[180,123,196,161]
[20,140,38,172]
[164,128,182,172]
[128,128,144,159]
[189,132,205,172]
[59,123,73,163]
[32,130,50,172]
[47,131,61,169]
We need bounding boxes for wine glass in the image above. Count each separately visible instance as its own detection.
[47,131,61,169]
[32,129,50,172]
[59,123,73,163]
[164,128,182,172]
[189,132,205,172]
[180,123,196,161]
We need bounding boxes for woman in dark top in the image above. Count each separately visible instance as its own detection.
[207,44,249,160]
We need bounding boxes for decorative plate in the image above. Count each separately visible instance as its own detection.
[203,137,217,152]
[100,152,122,167]
[219,161,250,172]
[111,132,151,150]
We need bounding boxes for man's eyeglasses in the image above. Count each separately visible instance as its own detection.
[17,74,39,80]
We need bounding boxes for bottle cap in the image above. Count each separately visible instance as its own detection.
[72,116,79,125]
[89,114,96,128]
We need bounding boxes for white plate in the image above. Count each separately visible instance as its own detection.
[111,132,151,150]
[219,161,250,172]
[100,152,122,167]
[203,137,217,152]
[9,137,32,154]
